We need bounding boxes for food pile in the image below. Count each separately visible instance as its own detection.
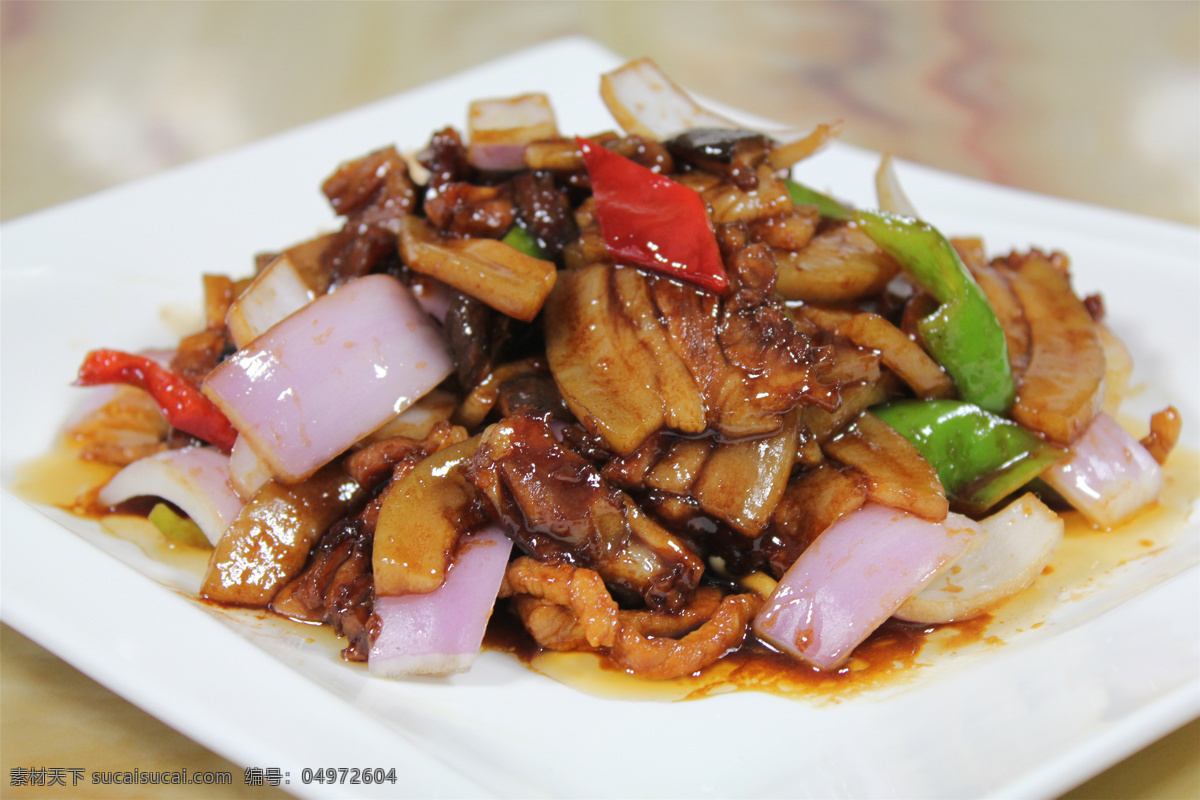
[67,59,1181,681]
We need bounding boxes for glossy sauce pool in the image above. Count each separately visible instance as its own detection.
[513,448,1199,702]
[13,443,1199,702]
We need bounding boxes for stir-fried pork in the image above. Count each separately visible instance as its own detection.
[320,146,417,286]
[463,415,703,611]
[271,512,376,661]
[69,67,1180,685]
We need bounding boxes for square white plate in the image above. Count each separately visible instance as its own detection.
[3,36,1198,800]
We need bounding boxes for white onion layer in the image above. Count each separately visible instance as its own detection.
[368,526,513,678]
[98,446,243,545]
[467,93,559,172]
[895,493,1064,624]
[599,57,829,150]
[226,254,315,349]
[600,57,741,140]
[875,154,919,219]
[227,435,273,501]
[203,274,453,483]
[1041,412,1163,529]
[752,503,980,671]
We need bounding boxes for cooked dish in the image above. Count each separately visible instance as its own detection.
[63,58,1181,683]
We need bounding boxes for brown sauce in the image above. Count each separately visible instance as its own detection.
[12,440,215,576]
[484,608,943,702]
[13,441,1199,702]
[12,441,120,515]
[98,514,214,578]
[485,447,1200,703]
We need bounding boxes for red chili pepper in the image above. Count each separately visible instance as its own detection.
[576,136,728,293]
[75,349,239,452]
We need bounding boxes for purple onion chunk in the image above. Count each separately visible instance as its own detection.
[369,526,513,678]
[752,503,980,671]
[203,274,453,483]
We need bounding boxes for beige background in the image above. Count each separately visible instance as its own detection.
[2,2,1197,798]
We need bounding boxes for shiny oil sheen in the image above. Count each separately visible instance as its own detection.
[14,445,1200,701]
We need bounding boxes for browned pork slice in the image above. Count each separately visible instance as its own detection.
[462,415,704,611]
[319,146,417,286]
[544,264,683,455]
[774,223,900,304]
[546,258,836,456]
[797,306,954,400]
[997,252,1105,444]
[398,216,556,323]
[689,410,802,536]
[270,512,376,662]
[202,464,361,607]
[822,411,948,521]
[510,169,579,259]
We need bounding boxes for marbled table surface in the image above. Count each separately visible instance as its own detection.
[2,2,1197,798]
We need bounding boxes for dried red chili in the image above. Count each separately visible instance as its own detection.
[75,349,238,452]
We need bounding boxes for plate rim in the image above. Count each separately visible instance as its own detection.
[2,34,1198,800]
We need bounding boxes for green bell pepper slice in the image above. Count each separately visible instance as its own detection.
[873,399,1068,515]
[148,502,210,549]
[501,220,549,260]
[854,210,1016,414]
[784,178,852,222]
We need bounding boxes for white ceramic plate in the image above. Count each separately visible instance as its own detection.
[2,37,1198,800]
